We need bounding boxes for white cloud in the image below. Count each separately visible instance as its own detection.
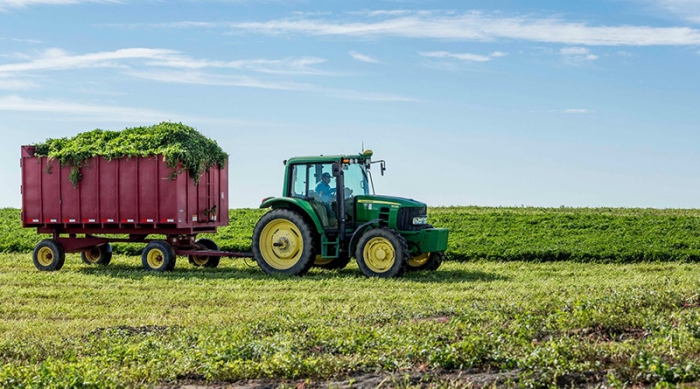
[563,109,590,114]
[348,10,416,17]
[0,48,178,74]
[0,94,173,122]
[0,48,414,103]
[127,70,418,101]
[125,70,317,91]
[146,56,331,75]
[643,0,700,23]
[229,11,700,46]
[560,47,599,63]
[349,51,380,63]
[0,48,333,78]
[420,51,507,62]
[0,94,275,125]
[0,0,120,11]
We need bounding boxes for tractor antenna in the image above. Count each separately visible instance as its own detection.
[361,141,364,153]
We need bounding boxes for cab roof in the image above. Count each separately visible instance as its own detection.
[285,150,374,165]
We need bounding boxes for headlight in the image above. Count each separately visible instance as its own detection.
[412,216,428,225]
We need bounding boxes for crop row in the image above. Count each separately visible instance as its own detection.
[2,206,700,262]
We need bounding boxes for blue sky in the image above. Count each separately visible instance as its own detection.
[1,0,699,208]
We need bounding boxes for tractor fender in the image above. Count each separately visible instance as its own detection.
[260,197,325,234]
[348,219,383,255]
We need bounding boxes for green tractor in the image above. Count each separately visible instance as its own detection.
[252,150,449,278]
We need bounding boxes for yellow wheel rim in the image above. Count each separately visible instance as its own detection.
[409,252,431,267]
[259,219,304,270]
[147,249,165,269]
[191,255,209,266]
[37,247,54,267]
[363,237,395,273]
[314,255,333,266]
[85,248,101,263]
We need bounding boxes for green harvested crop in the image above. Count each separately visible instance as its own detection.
[33,122,228,186]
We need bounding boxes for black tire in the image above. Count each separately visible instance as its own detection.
[165,242,177,271]
[188,238,221,268]
[355,227,409,278]
[32,239,66,271]
[407,251,443,271]
[314,254,351,270]
[142,241,176,272]
[81,243,113,266]
[252,209,316,276]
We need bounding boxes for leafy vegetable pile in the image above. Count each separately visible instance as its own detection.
[33,122,228,186]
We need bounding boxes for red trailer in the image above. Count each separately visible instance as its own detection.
[21,145,252,271]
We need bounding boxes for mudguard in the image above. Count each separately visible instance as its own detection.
[260,197,325,234]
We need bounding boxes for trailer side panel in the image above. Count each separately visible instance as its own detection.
[21,145,229,231]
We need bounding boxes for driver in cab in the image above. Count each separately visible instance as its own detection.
[315,172,336,203]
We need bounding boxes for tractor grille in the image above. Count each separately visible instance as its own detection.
[397,206,428,231]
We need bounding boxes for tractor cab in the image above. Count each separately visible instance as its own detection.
[285,150,377,230]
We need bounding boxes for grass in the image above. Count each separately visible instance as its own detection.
[4,206,700,387]
[1,253,700,388]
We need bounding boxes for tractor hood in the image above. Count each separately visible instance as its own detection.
[353,195,426,209]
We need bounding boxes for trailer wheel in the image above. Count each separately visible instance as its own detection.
[252,209,316,276]
[407,251,443,271]
[188,238,220,268]
[81,243,113,266]
[32,239,66,271]
[142,241,176,272]
[355,227,408,278]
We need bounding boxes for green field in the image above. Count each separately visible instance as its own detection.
[3,207,700,262]
[2,207,700,388]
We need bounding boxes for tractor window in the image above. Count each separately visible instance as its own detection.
[289,163,339,201]
[343,163,370,198]
[289,164,308,198]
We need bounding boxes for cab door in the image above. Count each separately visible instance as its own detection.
[288,163,337,229]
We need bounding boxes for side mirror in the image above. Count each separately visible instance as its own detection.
[369,160,386,176]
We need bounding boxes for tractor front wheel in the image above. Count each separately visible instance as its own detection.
[142,241,176,272]
[81,243,113,266]
[188,238,220,268]
[252,209,316,276]
[32,239,66,271]
[355,227,408,278]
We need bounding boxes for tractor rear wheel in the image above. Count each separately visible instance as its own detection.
[355,227,408,278]
[142,241,176,272]
[252,209,316,276]
[32,239,66,271]
[407,251,443,271]
[188,238,220,268]
[81,243,113,266]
